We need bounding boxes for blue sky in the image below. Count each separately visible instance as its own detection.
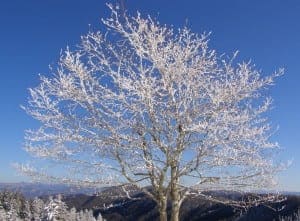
[0,0,299,191]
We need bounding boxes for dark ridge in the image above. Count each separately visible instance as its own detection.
[62,186,300,221]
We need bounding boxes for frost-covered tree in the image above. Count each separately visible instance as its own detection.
[44,195,68,221]
[96,213,104,221]
[31,197,45,221]
[77,209,97,221]
[0,206,7,220]
[0,191,28,221]
[68,207,77,221]
[6,201,21,221]
[20,200,32,221]
[19,4,284,221]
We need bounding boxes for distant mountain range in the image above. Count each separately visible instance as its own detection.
[1,182,299,199]
[279,191,300,196]
[0,182,97,198]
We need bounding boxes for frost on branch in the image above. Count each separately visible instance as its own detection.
[19,4,283,210]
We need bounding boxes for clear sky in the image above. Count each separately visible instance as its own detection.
[0,0,299,191]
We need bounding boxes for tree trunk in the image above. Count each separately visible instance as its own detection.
[170,189,182,221]
[170,164,182,221]
[170,199,181,221]
[171,205,180,221]
[158,196,168,221]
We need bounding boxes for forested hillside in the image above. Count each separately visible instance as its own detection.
[0,191,104,221]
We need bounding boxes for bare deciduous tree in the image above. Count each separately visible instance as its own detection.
[19,4,283,221]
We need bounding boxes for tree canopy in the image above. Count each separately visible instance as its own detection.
[18,4,283,221]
